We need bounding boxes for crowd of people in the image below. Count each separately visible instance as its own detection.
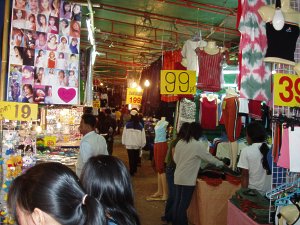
[7,104,271,225]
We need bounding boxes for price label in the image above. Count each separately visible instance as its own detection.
[0,101,38,121]
[126,88,143,105]
[44,136,57,147]
[274,73,300,107]
[93,100,100,108]
[160,70,196,94]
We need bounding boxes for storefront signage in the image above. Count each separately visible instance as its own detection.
[7,0,82,105]
[126,88,143,105]
[44,136,57,147]
[93,100,100,108]
[0,101,38,121]
[274,73,300,107]
[160,70,196,94]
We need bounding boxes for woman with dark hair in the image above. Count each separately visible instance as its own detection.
[22,84,33,103]
[122,109,146,176]
[161,122,190,223]
[8,162,106,225]
[238,121,271,195]
[81,155,141,225]
[173,122,224,225]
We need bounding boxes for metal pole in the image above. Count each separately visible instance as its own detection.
[0,0,11,100]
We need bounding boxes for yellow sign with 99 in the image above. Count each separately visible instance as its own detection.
[274,73,300,107]
[0,101,38,121]
[160,70,196,94]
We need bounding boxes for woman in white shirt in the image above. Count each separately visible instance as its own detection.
[238,122,271,195]
[173,122,224,225]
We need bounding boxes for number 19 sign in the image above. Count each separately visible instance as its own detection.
[0,101,38,121]
[274,73,300,107]
[160,70,196,94]
[126,88,143,105]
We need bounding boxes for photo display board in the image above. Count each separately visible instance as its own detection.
[7,0,82,105]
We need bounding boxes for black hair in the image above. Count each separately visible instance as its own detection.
[177,122,190,140]
[246,122,271,175]
[37,14,47,27]
[81,113,97,128]
[129,114,141,129]
[105,108,111,115]
[181,122,202,143]
[8,162,106,225]
[81,155,141,225]
[62,1,71,15]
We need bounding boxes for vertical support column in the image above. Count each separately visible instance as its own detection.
[0,0,11,100]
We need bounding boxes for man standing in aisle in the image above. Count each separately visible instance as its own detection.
[76,113,108,176]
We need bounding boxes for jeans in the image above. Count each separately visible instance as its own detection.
[164,166,175,222]
[172,185,195,225]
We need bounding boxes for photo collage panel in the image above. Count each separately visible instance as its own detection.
[7,0,81,105]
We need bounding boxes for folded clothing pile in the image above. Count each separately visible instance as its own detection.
[230,188,270,224]
[198,164,241,186]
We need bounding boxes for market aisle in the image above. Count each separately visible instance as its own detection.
[113,135,165,225]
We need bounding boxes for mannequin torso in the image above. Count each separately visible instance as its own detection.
[258,0,300,65]
[201,41,227,55]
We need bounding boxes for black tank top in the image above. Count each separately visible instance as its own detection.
[265,22,300,62]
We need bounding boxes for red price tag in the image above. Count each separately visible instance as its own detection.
[274,73,300,107]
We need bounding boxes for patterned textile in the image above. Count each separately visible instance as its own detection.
[176,98,196,131]
[195,48,223,92]
[238,0,271,101]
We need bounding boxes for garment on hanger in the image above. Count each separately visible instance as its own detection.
[238,0,271,102]
[161,50,182,103]
[289,126,300,172]
[181,39,201,75]
[200,97,218,130]
[220,97,242,142]
[195,48,223,92]
[176,98,196,131]
[265,22,300,62]
[277,127,290,169]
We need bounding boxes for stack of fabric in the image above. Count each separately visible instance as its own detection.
[230,188,270,224]
[198,164,241,186]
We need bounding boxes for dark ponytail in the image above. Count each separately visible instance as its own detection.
[260,143,271,175]
[8,162,106,225]
[246,122,271,175]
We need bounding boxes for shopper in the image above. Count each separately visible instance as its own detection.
[102,108,117,155]
[162,122,190,224]
[76,114,108,176]
[237,121,272,195]
[173,122,224,225]
[81,155,141,225]
[122,109,146,176]
[8,162,106,225]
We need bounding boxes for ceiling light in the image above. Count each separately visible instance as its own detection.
[272,8,284,30]
[144,80,150,87]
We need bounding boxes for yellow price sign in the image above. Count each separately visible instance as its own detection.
[93,100,100,108]
[274,73,300,107]
[160,70,196,94]
[44,136,57,147]
[0,101,38,121]
[126,88,143,105]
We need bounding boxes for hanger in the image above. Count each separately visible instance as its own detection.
[275,190,300,206]
[266,178,300,200]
